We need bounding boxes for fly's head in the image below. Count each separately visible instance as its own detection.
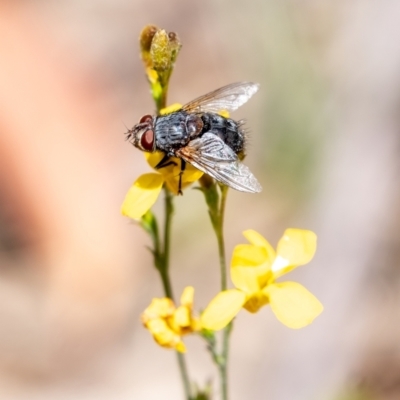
[126,114,156,152]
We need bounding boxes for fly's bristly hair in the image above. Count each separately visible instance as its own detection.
[125,128,136,145]
[125,121,149,146]
[236,119,251,159]
[125,128,132,141]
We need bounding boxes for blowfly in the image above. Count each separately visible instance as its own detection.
[126,82,262,194]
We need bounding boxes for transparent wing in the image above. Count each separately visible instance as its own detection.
[176,132,262,193]
[182,82,259,114]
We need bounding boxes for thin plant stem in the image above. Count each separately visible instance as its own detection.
[159,267,173,299]
[158,188,192,400]
[216,185,228,291]
[213,185,230,400]
[177,352,192,399]
[156,85,169,112]
[160,188,174,299]
[163,188,173,274]
[219,323,232,400]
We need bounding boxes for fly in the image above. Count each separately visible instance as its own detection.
[126,82,262,194]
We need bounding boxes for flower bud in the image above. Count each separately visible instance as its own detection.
[139,24,158,67]
[150,29,172,72]
[168,31,182,64]
[140,210,158,238]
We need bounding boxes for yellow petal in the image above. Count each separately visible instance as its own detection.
[146,318,175,345]
[179,164,204,184]
[146,318,168,336]
[243,230,276,264]
[231,244,268,268]
[141,298,175,324]
[146,318,186,352]
[231,244,271,293]
[272,229,317,278]
[160,103,182,115]
[145,153,203,195]
[180,286,194,308]
[145,152,166,169]
[201,290,246,331]
[264,282,323,329]
[190,317,202,332]
[174,306,191,328]
[121,173,164,219]
[163,162,203,195]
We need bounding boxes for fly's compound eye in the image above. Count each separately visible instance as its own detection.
[140,129,155,151]
[186,115,204,138]
[139,114,153,124]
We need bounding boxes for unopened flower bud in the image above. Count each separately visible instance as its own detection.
[139,24,158,67]
[168,31,182,64]
[150,29,172,72]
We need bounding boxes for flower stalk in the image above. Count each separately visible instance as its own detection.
[216,185,228,291]
[199,177,231,400]
[160,188,174,299]
[161,189,192,399]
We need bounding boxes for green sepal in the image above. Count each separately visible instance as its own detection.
[198,176,220,231]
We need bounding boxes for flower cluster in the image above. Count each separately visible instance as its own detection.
[141,229,323,351]
[141,286,201,353]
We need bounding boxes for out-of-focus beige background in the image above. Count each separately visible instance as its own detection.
[0,1,399,399]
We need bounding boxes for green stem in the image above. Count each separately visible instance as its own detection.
[159,268,173,299]
[219,323,232,400]
[177,352,192,399]
[160,188,174,299]
[159,188,192,400]
[163,188,173,272]
[213,185,230,400]
[216,185,228,291]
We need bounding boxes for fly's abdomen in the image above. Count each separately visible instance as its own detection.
[201,113,245,156]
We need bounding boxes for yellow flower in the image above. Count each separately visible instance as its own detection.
[141,286,201,353]
[201,229,323,330]
[121,152,203,219]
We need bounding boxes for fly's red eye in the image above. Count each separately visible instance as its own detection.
[140,130,154,151]
[139,114,152,124]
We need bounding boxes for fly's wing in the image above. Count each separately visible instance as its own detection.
[182,82,259,114]
[176,132,262,193]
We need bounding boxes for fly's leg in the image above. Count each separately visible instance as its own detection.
[155,154,177,169]
[155,154,185,195]
[178,159,186,195]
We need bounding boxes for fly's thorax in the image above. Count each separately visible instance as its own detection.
[154,111,203,153]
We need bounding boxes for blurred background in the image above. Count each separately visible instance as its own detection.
[0,0,399,399]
